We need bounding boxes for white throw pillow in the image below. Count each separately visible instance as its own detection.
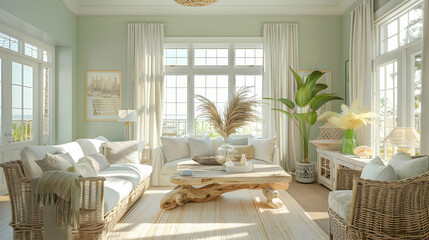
[387,151,429,179]
[212,136,224,155]
[249,138,276,163]
[78,153,110,173]
[360,157,398,181]
[160,137,190,162]
[188,136,213,158]
[102,141,139,164]
[227,134,254,145]
[66,162,96,177]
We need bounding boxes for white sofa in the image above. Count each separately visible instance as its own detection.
[152,136,280,186]
[3,136,153,239]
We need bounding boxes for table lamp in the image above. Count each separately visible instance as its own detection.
[385,127,420,154]
[118,109,137,140]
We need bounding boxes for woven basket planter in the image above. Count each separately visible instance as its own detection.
[175,0,218,7]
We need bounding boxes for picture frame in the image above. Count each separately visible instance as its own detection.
[86,70,122,121]
[298,70,332,113]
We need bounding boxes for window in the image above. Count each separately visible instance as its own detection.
[0,32,18,52]
[163,75,188,136]
[380,3,424,54]
[12,62,34,142]
[374,0,424,158]
[235,48,263,66]
[194,48,228,66]
[164,48,188,66]
[24,43,38,59]
[163,43,263,137]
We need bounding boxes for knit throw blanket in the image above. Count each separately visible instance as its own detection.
[31,171,81,228]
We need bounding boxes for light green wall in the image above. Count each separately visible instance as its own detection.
[0,0,77,143]
[77,15,343,161]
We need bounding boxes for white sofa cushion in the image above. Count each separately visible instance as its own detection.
[188,136,212,158]
[21,142,84,178]
[227,134,254,145]
[361,157,398,181]
[99,163,153,214]
[75,138,107,156]
[162,158,197,175]
[387,151,429,179]
[54,142,85,163]
[328,190,353,221]
[98,163,153,189]
[212,136,224,155]
[103,177,134,214]
[249,138,276,163]
[102,141,139,164]
[160,137,190,162]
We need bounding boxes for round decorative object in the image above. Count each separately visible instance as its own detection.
[192,156,220,165]
[309,140,342,151]
[311,122,344,151]
[295,162,315,183]
[174,0,218,7]
[216,142,237,165]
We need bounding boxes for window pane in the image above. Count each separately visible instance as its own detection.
[163,75,188,136]
[387,20,398,37]
[235,48,263,66]
[164,48,188,66]
[0,32,19,52]
[235,75,263,136]
[12,62,22,85]
[194,49,228,66]
[24,43,38,59]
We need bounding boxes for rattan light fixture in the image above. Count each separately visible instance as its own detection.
[174,0,218,7]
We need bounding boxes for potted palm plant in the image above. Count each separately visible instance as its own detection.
[265,67,343,183]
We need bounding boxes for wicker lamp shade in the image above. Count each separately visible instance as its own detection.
[174,0,218,7]
[385,127,420,148]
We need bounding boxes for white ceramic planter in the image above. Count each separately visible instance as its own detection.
[295,162,315,183]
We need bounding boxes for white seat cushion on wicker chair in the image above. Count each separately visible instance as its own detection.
[328,190,353,221]
[99,163,153,214]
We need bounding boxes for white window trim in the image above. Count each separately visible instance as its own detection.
[0,23,55,145]
[164,37,263,135]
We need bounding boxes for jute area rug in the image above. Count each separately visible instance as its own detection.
[107,187,328,240]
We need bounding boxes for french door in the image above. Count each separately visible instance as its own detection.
[0,53,39,193]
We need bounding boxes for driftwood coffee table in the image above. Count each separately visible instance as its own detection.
[160,164,292,210]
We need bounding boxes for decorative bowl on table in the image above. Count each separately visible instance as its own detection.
[310,140,342,151]
[225,161,253,173]
[192,156,221,165]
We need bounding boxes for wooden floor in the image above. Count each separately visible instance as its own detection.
[0,178,330,239]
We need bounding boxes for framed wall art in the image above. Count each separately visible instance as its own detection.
[86,70,122,121]
[298,70,332,113]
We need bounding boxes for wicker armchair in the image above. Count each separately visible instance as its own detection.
[0,160,150,239]
[329,162,429,240]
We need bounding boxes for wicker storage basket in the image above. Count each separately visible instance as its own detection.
[310,122,344,151]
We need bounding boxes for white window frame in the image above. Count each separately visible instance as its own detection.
[373,0,424,158]
[0,23,55,145]
[164,37,263,136]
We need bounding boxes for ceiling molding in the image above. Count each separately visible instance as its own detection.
[62,0,357,16]
[62,0,80,15]
[338,0,358,14]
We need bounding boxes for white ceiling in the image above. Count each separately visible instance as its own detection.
[62,0,357,16]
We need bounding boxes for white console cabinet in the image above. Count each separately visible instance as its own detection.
[316,148,374,190]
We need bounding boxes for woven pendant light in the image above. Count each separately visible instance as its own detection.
[174,0,218,7]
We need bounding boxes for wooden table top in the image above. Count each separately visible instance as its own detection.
[172,164,292,186]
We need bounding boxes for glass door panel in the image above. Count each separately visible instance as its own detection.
[12,62,34,142]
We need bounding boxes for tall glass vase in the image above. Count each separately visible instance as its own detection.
[341,129,358,154]
[216,139,237,165]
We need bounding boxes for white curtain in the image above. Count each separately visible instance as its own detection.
[419,0,429,154]
[349,0,374,146]
[127,23,164,147]
[263,23,300,172]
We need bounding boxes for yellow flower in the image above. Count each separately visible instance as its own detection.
[318,100,377,130]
